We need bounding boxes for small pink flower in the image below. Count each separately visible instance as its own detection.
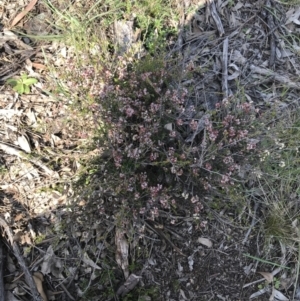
[191,195,199,203]
[240,102,252,113]
[194,202,204,213]
[222,114,234,127]
[205,162,212,170]
[150,152,159,161]
[176,169,183,176]
[150,103,160,113]
[169,131,176,138]
[221,174,230,184]
[125,106,134,117]
[223,156,234,165]
[200,221,207,228]
[151,207,159,219]
[247,141,257,150]
[203,181,211,190]
[141,182,148,189]
[237,130,248,139]
[228,127,236,137]
[176,119,183,126]
[190,119,198,131]
[208,129,219,141]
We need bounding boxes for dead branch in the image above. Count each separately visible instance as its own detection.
[0,240,4,301]
[0,217,43,301]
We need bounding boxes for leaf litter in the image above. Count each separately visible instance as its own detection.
[0,0,300,300]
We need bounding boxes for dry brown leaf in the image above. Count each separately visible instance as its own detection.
[273,288,289,301]
[115,228,129,279]
[17,135,31,153]
[188,255,194,271]
[285,7,300,25]
[41,246,54,275]
[13,231,24,243]
[197,237,213,248]
[180,289,188,300]
[7,255,17,273]
[14,213,24,222]
[20,232,32,245]
[11,0,38,28]
[41,245,64,279]
[32,62,47,70]
[0,109,22,119]
[116,273,141,296]
[6,291,20,301]
[33,272,48,301]
[82,252,101,270]
[249,286,270,299]
[25,108,37,126]
[257,271,273,283]
[13,286,26,296]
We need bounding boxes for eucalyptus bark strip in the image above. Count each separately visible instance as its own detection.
[222,37,229,98]
[209,0,224,36]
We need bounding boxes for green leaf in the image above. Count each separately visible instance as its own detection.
[6,79,19,87]
[24,85,30,94]
[23,78,38,85]
[21,73,28,80]
[13,84,24,94]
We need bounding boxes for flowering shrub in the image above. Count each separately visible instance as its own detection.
[94,58,196,220]
[78,56,264,223]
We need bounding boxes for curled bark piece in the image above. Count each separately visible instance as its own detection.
[250,65,300,90]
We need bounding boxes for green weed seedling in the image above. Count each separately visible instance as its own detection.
[6,73,38,94]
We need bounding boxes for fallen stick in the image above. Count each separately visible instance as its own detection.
[0,217,43,301]
[0,142,58,178]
